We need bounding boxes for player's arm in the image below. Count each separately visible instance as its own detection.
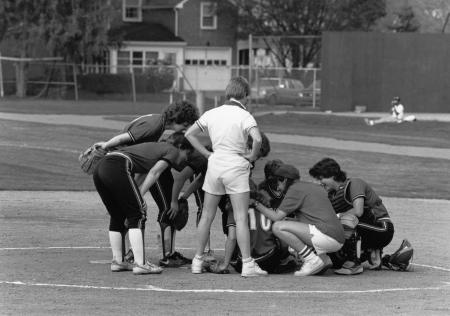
[167,166,195,219]
[184,124,212,159]
[181,173,204,199]
[139,160,170,196]
[339,197,364,218]
[252,200,288,222]
[96,133,132,150]
[242,127,262,163]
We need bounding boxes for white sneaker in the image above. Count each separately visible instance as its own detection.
[294,255,324,276]
[241,259,268,277]
[191,256,204,274]
[133,261,163,275]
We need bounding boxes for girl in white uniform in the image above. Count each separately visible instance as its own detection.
[185,76,267,277]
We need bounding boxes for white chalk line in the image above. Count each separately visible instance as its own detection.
[1,280,449,294]
[2,246,449,295]
[0,246,223,251]
[2,245,450,272]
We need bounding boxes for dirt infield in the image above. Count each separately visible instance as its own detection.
[1,191,449,315]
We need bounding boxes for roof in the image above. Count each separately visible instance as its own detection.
[109,22,184,42]
[142,0,188,9]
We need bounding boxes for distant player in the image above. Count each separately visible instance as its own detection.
[309,157,395,275]
[365,96,416,126]
[93,132,194,274]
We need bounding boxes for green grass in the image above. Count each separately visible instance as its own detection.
[1,100,449,198]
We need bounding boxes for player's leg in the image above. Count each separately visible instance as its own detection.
[334,213,363,275]
[93,156,133,272]
[191,192,221,273]
[125,171,163,275]
[358,220,394,270]
[271,221,325,276]
[150,169,190,266]
[229,192,267,277]
[194,187,214,259]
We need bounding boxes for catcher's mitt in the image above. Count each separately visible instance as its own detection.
[78,144,107,175]
[159,198,189,231]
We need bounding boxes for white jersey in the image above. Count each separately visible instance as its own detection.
[391,104,404,120]
[195,101,257,167]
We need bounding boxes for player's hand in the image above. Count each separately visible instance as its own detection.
[94,141,107,150]
[167,201,180,220]
[241,153,257,164]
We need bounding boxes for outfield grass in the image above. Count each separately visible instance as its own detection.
[1,119,449,199]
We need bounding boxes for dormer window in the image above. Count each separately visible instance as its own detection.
[123,0,142,22]
[201,2,217,30]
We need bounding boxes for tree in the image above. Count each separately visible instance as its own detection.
[0,0,116,97]
[228,0,386,67]
[388,5,420,33]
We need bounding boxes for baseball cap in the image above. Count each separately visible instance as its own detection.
[273,163,300,180]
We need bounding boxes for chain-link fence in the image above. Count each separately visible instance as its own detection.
[0,58,321,110]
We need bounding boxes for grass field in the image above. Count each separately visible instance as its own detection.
[1,100,450,315]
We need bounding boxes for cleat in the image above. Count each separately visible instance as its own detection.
[294,255,324,276]
[133,261,163,275]
[241,259,268,277]
[159,251,192,267]
[111,260,133,272]
[191,256,204,274]
[335,261,363,275]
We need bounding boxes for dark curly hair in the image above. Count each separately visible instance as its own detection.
[308,157,347,182]
[247,131,271,158]
[165,131,194,151]
[264,159,283,180]
[163,100,199,125]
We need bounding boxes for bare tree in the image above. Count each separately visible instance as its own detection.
[228,0,386,67]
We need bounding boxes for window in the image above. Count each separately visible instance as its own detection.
[145,51,158,65]
[201,2,217,29]
[123,0,142,22]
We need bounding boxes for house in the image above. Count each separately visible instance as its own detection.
[109,0,239,91]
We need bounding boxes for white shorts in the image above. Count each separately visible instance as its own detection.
[309,224,343,255]
[202,155,251,195]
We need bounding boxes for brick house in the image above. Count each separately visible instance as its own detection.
[109,0,238,91]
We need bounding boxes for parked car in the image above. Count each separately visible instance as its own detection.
[299,80,321,106]
[250,77,305,105]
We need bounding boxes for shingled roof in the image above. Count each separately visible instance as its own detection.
[109,22,185,42]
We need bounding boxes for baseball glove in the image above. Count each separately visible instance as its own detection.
[174,197,189,231]
[78,144,107,175]
[157,198,189,231]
